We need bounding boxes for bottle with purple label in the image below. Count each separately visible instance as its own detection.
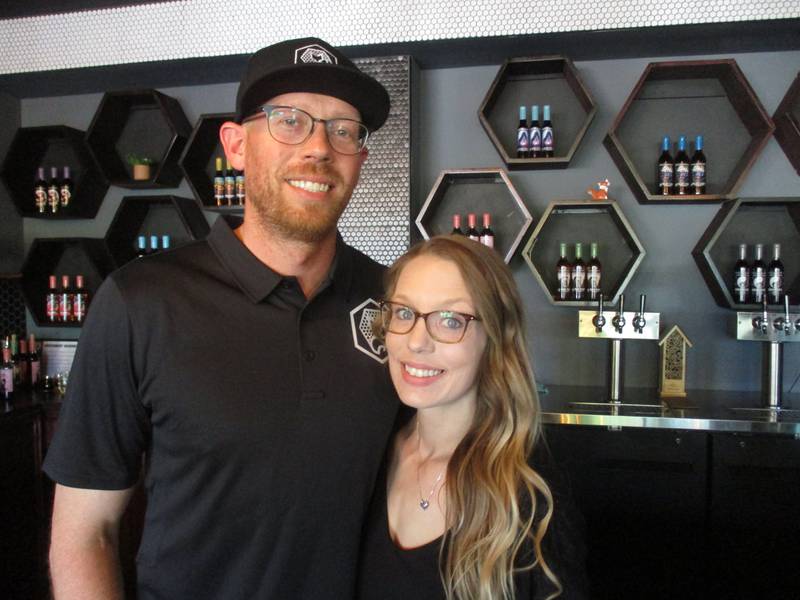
[47,167,60,213]
[541,105,554,158]
[34,167,47,213]
[674,136,690,195]
[657,136,673,196]
[690,135,706,195]
[529,105,541,158]
[60,165,73,207]
[516,106,529,159]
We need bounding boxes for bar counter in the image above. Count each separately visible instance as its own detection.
[540,384,800,435]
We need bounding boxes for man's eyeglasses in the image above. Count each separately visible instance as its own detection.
[242,105,370,155]
[379,301,480,344]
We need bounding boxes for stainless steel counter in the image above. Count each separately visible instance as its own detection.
[539,385,800,435]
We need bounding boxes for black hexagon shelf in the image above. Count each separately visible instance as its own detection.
[105,195,211,267]
[415,169,534,264]
[86,89,192,188]
[773,72,800,177]
[479,55,596,170]
[521,200,646,307]
[20,238,115,327]
[692,197,800,310]
[604,59,774,204]
[0,125,108,219]
[179,112,236,208]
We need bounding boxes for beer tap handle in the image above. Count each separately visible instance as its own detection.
[785,295,792,334]
[761,296,769,334]
[612,294,626,333]
[592,294,606,333]
[633,294,647,333]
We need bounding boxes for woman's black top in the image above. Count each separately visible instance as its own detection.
[357,448,590,600]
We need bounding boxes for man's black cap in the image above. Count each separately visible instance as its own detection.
[236,37,390,131]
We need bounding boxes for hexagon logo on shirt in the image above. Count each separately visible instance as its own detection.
[350,298,388,364]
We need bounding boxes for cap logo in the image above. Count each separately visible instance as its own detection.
[295,44,337,65]
[350,298,388,364]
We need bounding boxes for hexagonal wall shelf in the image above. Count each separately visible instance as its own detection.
[0,126,108,218]
[179,112,236,208]
[415,169,533,264]
[604,59,774,204]
[20,238,115,327]
[86,89,192,188]
[521,200,646,306]
[692,197,800,310]
[479,55,596,170]
[105,195,210,267]
[773,72,800,177]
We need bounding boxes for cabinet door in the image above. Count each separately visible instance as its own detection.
[543,425,709,600]
[709,433,800,600]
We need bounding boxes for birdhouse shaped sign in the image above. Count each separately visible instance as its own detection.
[658,325,692,398]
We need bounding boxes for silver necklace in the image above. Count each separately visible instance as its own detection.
[416,420,445,511]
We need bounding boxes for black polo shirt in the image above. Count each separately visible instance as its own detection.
[43,218,399,600]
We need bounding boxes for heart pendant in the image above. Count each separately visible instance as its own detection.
[420,499,430,510]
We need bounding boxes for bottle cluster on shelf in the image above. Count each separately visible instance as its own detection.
[213,157,246,207]
[451,213,495,248]
[516,104,554,159]
[555,241,602,301]
[656,135,707,196]
[33,165,73,214]
[136,234,172,258]
[1,333,41,405]
[733,243,785,304]
[45,274,90,324]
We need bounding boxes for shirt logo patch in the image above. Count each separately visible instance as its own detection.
[350,298,387,364]
[295,44,337,65]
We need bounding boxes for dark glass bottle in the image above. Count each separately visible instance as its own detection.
[135,235,148,258]
[750,243,766,304]
[466,213,480,242]
[235,170,246,205]
[60,165,73,207]
[73,274,89,323]
[541,104,554,158]
[674,136,690,195]
[657,136,673,196]
[690,135,706,195]
[1,346,14,404]
[516,106,529,159]
[451,214,463,235]
[58,275,73,323]
[150,235,159,255]
[479,213,495,248]
[572,243,586,301]
[10,334,21,388]
[214,157,225,207]
[47,166,60,213]
[17,339,29,389]
[767,243,784,305]
[587,242,602,301]
[34,166,47,213]
[224,160,235,206]
[161,235,171,251]
[529,105,541,158]
[556,242,571,301]
[733,244,750,304]
[46,275,59,322]
[27,334,40,389]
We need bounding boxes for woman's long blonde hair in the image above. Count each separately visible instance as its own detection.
[383,235,561,600]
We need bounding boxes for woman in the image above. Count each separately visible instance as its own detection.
[358,235,588,600]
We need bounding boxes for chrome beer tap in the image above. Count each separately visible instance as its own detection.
[592,294,606,333]
[773,296,793,335]
[752,296,769,334]
[632,294,647,334]
[612,294,626,334]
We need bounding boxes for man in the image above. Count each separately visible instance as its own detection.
[44,38,398,599]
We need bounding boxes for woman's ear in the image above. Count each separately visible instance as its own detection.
[219,121,246,171]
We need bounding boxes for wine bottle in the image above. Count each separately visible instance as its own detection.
[27,334,40,389]
[733,244,750,304]
[466,213,480,242]
[73,274,89,323]
[46,275,59,322]
[224,160,235,206]
[516,105,529,159]
[150,235,159,255]
[135,235,148,258]
[60,165,73,207]
[10,334,20,387]
[47,166,60,213]
[17,339,29,389]
[767,243,784,305]
[214,157,225,207]
[587,242,602,301]
[34,166,47,213]
[161,235,171,251]
[479,213,495,248]
[529,105,541,159]
[674,136,690,195]
[1,347,14,404]
[451,214,463,235]
[690,135,706,195]
[556,242,571,301]
[59,275,73,323]
[235,170,246,205]
[657,136,673,196]
[541,105,554,158]
[571,242,586,300]
[750,243,766,304]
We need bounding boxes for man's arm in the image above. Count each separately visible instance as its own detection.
[49,484,136,600]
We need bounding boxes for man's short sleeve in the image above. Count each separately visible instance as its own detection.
[43,276,150,490]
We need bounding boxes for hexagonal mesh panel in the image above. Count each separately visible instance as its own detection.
[0,276,27,337]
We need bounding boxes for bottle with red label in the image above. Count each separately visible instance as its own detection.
[59,275,73,323]
[73,274,89,322]
[46,275,59,322]
[1,346,14,404]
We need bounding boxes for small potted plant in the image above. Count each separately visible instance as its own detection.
[127,154,155,181]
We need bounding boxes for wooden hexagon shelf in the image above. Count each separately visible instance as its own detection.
[521,200,646,306]
[773,72,800,177]
[692,197,800,310]
[105,195,210,267]
[479,55,596,170]
[415,169,533,264]
[179,112,235,208]
[86,89,192,188]
[0,125,108,219]
[604,59,774,204]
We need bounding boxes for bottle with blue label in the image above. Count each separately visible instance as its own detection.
[674,136,690,195]
[516,106,529,158]
[690,135,706,195]
[541,105,554,157]
[529,105,541,158]
[657,136,673,195]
